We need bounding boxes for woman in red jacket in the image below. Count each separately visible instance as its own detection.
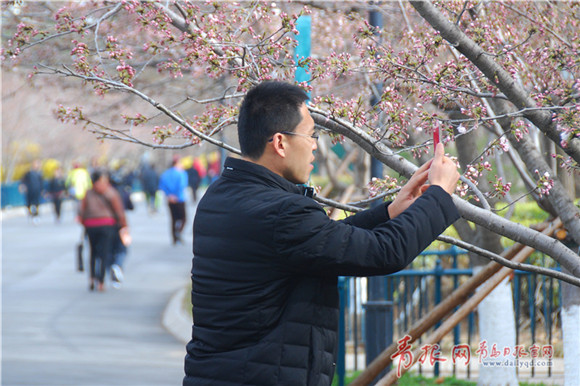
[79,169,129,292]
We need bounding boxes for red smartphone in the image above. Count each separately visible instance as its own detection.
[433,127,440,152]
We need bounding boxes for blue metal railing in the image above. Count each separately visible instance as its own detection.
[1,183,26,208]
[335,247,562,385]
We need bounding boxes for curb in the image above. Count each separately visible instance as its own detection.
[162,286,192,344]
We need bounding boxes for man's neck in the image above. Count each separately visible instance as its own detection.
[242,155,285,180]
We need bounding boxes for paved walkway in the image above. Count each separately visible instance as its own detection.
[2,199,194,385]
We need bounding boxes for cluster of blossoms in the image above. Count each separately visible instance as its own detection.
[123,0,172,31]
[3,22,46,58]
[106,36,134,61]
[456,182,470,199]
[70,40,108,92]
[55,105,84,124]
[54,7,87,34]
[534,170,555,197]
[152,124,180,144]
[308,52,353,82]
[367,175,401,200]
[552,153,580,174]
[116,62,136,86]
[71,40,89,56]
[313,94,368,129]
[510,120,530,141]
[122,113,148,127]
[464,162,494,184]
[487,176,512,199]
[554,107,580,148]
[191,105,239,138]
[458,161,494,201]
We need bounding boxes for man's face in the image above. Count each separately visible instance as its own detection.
[281,103,318,184]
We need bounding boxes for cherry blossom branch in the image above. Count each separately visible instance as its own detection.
[15,4,121,53]
[443,106,571,125]
[410,0,580,264]
[500,3,573,48]
[88,125,195,150]
[410,0,580,166]
[152,1,258,83]
[444,46,538,193]
[93,3,124,81]
[38,64,242,155]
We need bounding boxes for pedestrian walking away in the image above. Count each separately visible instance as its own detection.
[183,81,461,386]
[47,167,66,223]
[158,156,188,245]
[20,159,44,224]
[78,169,130,292]
[139,161,160,213]
[186,163,201,204]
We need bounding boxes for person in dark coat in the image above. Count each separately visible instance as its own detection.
[139,162,159,213]
[186,164,201,203]
[183,81,460,386]
[46,166,66,223]
[20,160,44,224]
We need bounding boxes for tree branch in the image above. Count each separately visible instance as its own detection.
[438,235,580,287]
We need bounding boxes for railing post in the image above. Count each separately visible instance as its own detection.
[434,259,443,377]
[363,297,393,383]
[337,277,347,386]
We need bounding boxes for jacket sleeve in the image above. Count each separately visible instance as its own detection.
[339,202,390,229]
[273,185,459,277]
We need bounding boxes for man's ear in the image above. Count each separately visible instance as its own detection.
[270,133,287,158]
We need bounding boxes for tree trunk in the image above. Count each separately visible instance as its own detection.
[473,266,518,386]
[559,161,579,386]
[562,266,580,386]
[455,129,518,385]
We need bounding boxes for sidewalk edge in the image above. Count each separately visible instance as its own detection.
[162,286,191,344]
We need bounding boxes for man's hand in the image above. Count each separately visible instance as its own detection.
[428,143,460,195]
[387,143,459,219]
[387,158,432,219]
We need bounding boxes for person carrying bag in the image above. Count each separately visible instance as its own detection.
[78,169,129,292]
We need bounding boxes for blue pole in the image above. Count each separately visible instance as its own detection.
[294,16,311,89]
[364,10,390,383]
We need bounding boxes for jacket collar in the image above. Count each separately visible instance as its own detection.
[222,157,314,198]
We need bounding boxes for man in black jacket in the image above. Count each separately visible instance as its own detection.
[183,81,460,386]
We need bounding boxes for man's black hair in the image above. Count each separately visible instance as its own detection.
[237,81,309,159]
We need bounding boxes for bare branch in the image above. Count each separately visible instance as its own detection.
[438,235,580,287]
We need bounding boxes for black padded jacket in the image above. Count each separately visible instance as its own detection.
[183,157,459,386]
